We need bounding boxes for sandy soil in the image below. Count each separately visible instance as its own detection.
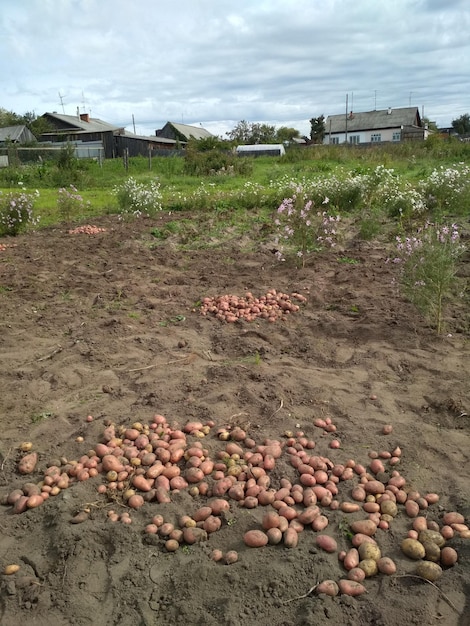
[0,214,469,626]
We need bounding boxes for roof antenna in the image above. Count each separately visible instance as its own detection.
[58,92,66,114]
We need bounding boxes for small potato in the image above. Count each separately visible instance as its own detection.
[358,559,378,577]
[244,529,268,548]
[380,500,398,517]
[343,548,360,571]
[440,547,458,568]
[311,515,329,531]
[401,538,425,560]
[210,549,224,562]
[19,442,33,452]
[182,527,207,544]
[350,519,377,536]
[3,564,21,575]
[165,539,179,552]
[70,510,89,524]
[224,550,238,565]
[415,560,442,582]
[422,541,441,563]
[377,557,396,575]
[267,527,283,545]
[418,529,445,548]
[358,542,381,562]
[338,579,368,596]
[316,580,339,596]
[347,567,366,582]
[17,452,38,475]
[283,528,299,549]
[316,534,337,553]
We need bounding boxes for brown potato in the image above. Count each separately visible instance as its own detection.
[415,560,442,582]
[401,538,426,560]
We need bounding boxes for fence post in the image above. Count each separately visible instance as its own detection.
[123,147,129,172]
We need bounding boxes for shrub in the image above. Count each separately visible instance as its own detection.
[390,222,465,333]
[0,187,40,236]
[57,185,90,222]
[114,177,162,217]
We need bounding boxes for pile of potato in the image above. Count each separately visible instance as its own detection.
[2,412,467,595]
[68,225,107,235]
[199,289,308,323]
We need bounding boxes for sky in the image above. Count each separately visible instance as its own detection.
[1,0,469,138]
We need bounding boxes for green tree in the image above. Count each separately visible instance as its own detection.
[310,115,325,143]
[226,120,277,144]
[451,113,470,135]
[275,126,301,143]
[226,120,252,143]
[0,107,23,127]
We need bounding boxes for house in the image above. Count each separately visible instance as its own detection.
[323,107,429,145]
[39,112,182,158]
[156,122,214,142]
[236,143,286,157]
[0,125,36,145]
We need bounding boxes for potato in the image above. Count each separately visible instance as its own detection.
[338,579,368,596]
[202,515,221,534]
[347,567,366,582]
[418,529,445,548]
[243,530,269,548]
[422,540,441,563]
[209,499,230,515]
[182,527,207,544]
[224,550,239,565]
[315,534,337,553]
[70,510,89,524]
[283,528,299,548]
[344,548,360,571]
[440,546,458,567]
[415,560,442,582]
[377,557,396,575]
[267,527,283,545]
[358,542,381,562]
[165,539,179,552]
[380,500,398,517]
[17,452,38,475]
[401,538,425,560]
[442,511,464,526]
[350,519,377,536]
[3,564,20,575]
[316,580,339,596]
[311,515,329,531]
[358,558,378,577]
[352,533,377,548]
[363,480,385,495]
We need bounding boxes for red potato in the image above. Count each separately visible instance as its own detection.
[203,515,222,533]
[283,527,299,548]
[262,512,281,530]
[377,557,397,575]
[182,527,207,544]
[443,511,465,526]
[350,520,377,536]
[338,579,368,596]
[127,494,144,509]
[347,567,366,582]
[440,547,458,567]
[311,515,329,531]
[340,502,361,513]
[316,580,339,596]
[26,494,44,508]
[352,534,377,548]
[316,535,337,553]
[351,486,366,502]
[298,506,320,525]
[101,455,124,473]
[244,530,269,548]
[209,499,230,515]
[344,548,360,571]
[18,453,38,475]
[132,475,152,492]
[363,480,385,495]
[405,500,420,518]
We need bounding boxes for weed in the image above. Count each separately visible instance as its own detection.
[31,411,52,424]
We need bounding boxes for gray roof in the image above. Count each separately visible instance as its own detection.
[0,125,36,143]
[326,107,421,133]
[168,122,214,140]
[42,112,121,133]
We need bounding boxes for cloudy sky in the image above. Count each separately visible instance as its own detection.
[1,0,469,137]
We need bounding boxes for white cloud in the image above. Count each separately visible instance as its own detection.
[1,0,469,136]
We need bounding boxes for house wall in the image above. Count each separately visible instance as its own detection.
[325,127,406,144]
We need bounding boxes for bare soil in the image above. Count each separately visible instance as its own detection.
[0,214,469,626]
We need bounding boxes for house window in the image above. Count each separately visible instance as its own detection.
[330,137,339,145]
[371,133,382,143]
[392,131,401,142]
[349,135,360,144]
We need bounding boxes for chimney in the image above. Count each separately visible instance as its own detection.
[80,113,90,123]
[387,107,392,115]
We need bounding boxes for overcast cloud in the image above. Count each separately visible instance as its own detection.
[1,0,469,137]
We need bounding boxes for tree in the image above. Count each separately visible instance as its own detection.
[310,115,325,143]
[451,113,470,135]
[275,126,301,143]
[422,117,438,132]
[226,120,277,144]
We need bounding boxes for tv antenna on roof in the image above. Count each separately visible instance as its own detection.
[58,92,66,114]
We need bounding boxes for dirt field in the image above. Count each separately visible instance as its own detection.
[0,214,469,626]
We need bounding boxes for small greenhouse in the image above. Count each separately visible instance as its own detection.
[235,143,286,157]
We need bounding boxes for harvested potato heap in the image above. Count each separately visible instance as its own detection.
[2,413,467,596]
